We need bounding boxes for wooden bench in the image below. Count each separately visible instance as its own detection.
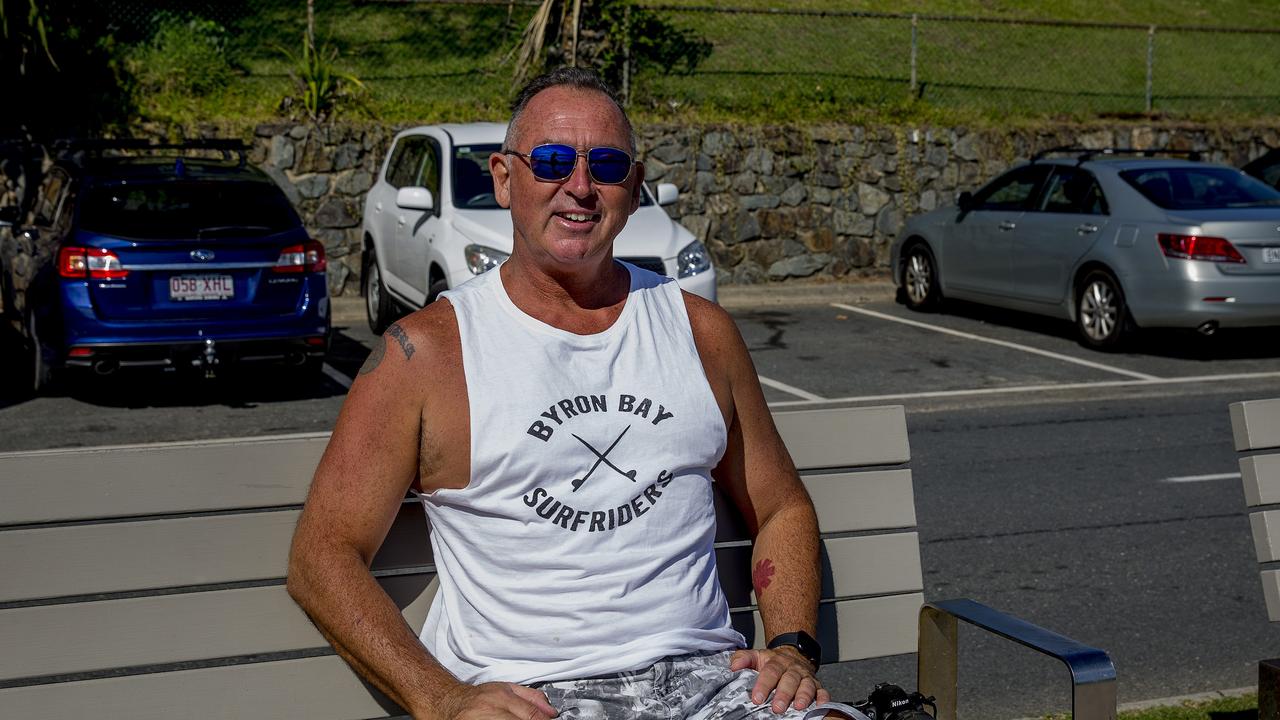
[1229,397,1280,720]
[0,405,1115,719]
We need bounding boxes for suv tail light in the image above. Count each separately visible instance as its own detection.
[273,240,327,273]
[58,247,129,279]
[1157,233,1246,264]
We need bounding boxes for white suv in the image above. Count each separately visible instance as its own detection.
[361,123,716,332]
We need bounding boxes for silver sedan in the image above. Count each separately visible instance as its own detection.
[891,151,1280,349]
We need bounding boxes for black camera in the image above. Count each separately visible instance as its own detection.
[850,682,937,720]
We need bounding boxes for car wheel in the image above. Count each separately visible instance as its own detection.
[902,243,941,311]
[427,277,448,305]
[365,249,393,335]
[1076,269,1132,351]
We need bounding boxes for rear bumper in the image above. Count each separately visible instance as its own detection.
[63,334,328,372]
[1124,262,1280,329]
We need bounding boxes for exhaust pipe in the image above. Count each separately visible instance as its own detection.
[286,351,307,366]
[1196,320,1219,336]
[92,359,119,376]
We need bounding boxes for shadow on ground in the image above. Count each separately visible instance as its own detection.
[0,326,371,410]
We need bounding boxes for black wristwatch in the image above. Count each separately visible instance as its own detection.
[766,630,822,667]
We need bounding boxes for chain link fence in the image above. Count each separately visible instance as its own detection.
[94,0,1280,122]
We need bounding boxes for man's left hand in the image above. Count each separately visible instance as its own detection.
[730,647,830,714]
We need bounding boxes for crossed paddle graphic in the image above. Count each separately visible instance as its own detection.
[570,425,638,492]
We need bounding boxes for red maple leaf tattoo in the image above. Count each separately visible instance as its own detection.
[752,558,776,596]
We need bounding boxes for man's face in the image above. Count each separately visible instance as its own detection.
[490,86,644,268]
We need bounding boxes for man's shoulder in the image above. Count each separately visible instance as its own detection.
[396,298,461,362]
[681,290,736,340]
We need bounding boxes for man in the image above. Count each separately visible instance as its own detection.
[288,68,840,719]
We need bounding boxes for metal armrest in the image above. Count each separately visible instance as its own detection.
[918,598,1116,720]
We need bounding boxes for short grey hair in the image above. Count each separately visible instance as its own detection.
[503,67,636,155]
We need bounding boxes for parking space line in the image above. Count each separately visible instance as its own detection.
[0,431,333,457]
[322,363,354,390]
[1161,472,1242,483]
[831,303,1161,381]
[757,375,825,401]
[766,369,1280,408]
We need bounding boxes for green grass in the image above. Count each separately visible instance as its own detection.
[1035,692,1257,720]
[124,0,1280,127]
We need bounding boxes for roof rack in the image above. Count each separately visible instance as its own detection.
[1030,146,1202,165]
[53,138,248,167]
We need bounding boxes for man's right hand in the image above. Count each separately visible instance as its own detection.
[435,682,557,719]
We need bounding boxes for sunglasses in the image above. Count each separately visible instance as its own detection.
[503,144,635,185]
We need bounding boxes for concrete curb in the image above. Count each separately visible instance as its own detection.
[1012,685,1255,719]
[329,278,899,324]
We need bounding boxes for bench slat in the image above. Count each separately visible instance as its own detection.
[1251,510,1280,563]
[1263,569,1280,623]
[775,406,909,470]
[807,470,916,533]
[0,594,921,718]
[747,593,923,662]
[1241,453,1280,508]
[0,654,402,720]
[0,504,431,604]
[3,531,916,681]
[0,404,910,527]
[0,574,436,683]
[1230,398,1280,452]
[0,436,328,526]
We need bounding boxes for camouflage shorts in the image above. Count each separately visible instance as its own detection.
[534,650,855,720]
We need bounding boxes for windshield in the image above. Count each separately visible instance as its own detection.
[79,180,300,239]
[1120,166,1280,210]
[452,143,654,209]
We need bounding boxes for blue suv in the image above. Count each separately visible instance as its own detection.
[0,139,330,394]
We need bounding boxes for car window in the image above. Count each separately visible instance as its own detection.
[418,138,441,203]
[78,180,301,240]
[1039,167,1108,215]
[1261,163,1280,190]
[1121,166,1280,209]
[386,137,427,189]
[453,144,499,209]
[972,165,1050,211]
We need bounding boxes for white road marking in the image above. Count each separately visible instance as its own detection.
[1161,472,1242,483]
[830,303,1161,381]
[322,362,354,390]
[757,375,825,401]
[766,369,1280,408]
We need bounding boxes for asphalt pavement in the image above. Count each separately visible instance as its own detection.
[2,280,1278,718]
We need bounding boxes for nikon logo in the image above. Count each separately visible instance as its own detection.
[891,699,910,708]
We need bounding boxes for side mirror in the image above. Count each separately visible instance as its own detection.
[656,183,679,207]
[955,191,973,211]
[396,187,434,212]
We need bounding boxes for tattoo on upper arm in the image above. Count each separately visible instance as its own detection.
[358,335,387,376]
[358,323,415,377]
[386,323,416,360]
[753,558,776,596]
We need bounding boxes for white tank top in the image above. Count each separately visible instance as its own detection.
[419,262,744,685]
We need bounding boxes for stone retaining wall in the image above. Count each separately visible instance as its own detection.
[239,121,1280,296]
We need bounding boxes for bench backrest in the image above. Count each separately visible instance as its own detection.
[0,405,921,719]
[1230,398,1280,623]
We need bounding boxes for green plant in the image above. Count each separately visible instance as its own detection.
[508,0,712,94]
[279,33,365,121]
[129,14,233,97]
[1,0,55,73]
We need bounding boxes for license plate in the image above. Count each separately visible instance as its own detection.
[170,274,234,301]
[1265,247,1280,264]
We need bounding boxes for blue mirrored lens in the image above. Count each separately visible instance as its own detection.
[587,147,632,184]
[529,144,578,180]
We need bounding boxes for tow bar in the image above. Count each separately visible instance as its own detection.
[193,338,220,378]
